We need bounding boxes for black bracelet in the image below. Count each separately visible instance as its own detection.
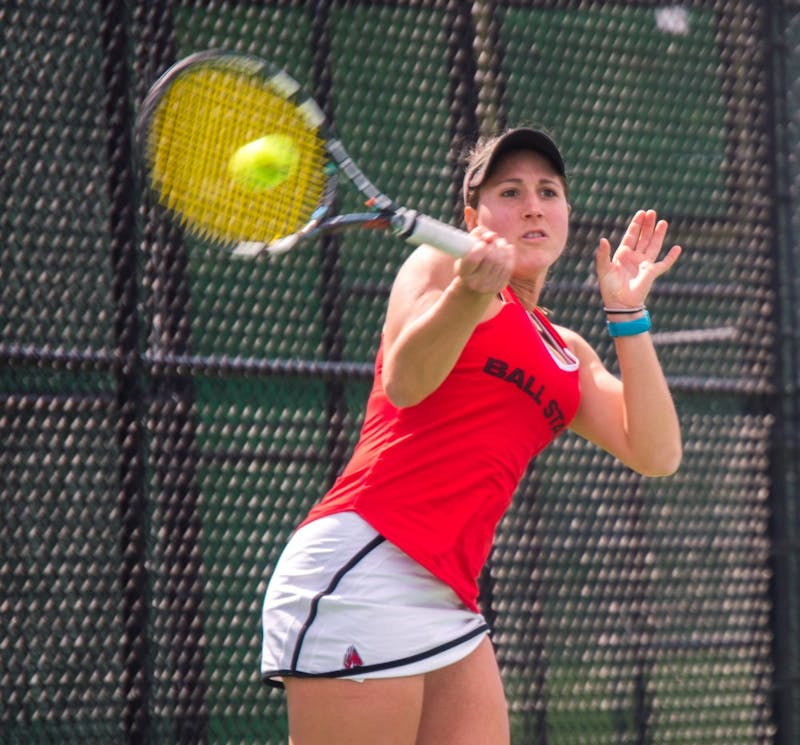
[603,306,646,315]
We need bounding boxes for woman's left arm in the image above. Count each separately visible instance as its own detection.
[565,209,683,477]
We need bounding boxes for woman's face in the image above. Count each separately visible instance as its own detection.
[465,149,570,276]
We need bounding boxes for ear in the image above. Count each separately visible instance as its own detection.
[464,205,478,230]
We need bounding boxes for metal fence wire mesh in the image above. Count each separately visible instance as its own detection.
[1,1,799,744]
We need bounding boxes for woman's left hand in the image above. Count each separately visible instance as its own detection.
[596,209,682,310]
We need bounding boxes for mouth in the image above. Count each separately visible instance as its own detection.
[522,230,547,241]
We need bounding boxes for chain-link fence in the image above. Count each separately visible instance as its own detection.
[2,2,798,743]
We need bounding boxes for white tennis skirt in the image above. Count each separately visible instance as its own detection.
[261,511,490,687]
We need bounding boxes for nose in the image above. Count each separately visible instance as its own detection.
[523,194,543,218]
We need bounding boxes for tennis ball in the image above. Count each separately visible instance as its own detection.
[229,134,299,190]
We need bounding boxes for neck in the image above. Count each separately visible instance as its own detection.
[508,277,544,311]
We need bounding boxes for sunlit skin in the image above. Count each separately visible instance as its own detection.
[282,143,684,745]
[382,148,682,476]
[463,149,571,307]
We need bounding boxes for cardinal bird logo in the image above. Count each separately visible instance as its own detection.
[343,645,364,669]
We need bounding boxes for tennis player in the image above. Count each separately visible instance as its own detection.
[260,127,682,745]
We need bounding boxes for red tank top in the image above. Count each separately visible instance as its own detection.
[300,288,581,611]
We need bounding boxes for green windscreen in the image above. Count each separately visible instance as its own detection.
[1,3,793,744]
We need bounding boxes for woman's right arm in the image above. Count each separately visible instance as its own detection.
[381,229,513,408]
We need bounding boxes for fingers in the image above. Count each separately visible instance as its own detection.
[648,215,671,259]
[616,210,676,260]
[652,243,682,275]
[456,227,514,293]
[597,212,682,305]
[621,210,658,254]
[595,236,612,279]
[620,209,646,252]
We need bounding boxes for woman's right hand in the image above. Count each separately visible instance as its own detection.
[455,226,515,295]
[381,231,512,407]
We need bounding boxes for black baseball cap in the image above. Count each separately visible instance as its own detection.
[462,128,566,206]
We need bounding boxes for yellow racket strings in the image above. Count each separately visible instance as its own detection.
[148,65,327,246]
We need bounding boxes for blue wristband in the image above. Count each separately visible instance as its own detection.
[606,310,651,338]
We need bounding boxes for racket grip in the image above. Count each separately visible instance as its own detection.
[393,210,473,257]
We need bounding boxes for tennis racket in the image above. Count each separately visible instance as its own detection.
[136,50,473,258]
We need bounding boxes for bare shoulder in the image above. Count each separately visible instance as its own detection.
[383,244,457,338]
[393,244,457,291]
[387,244,457,309]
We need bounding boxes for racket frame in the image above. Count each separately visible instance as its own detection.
[137,50,472,258]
